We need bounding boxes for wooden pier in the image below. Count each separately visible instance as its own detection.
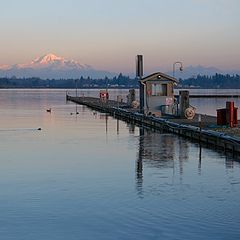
[67,95,240,156]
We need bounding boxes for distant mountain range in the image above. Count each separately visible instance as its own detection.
[0,54,239,79]
[169,65,240,79]
[0,53,116,79]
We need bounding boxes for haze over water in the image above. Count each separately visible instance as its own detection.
[0,89,240,239]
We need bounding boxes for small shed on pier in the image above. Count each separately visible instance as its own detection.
[140,72,178,116]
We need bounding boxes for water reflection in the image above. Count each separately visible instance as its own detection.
[225,155,239,169]
[177,138,189,176]
[198,145,202,175]
[117,119,119,135]
[127,123,135,134]
[105,114,108,134]
[137,128,176,169]
[135,126,240,198]
[136,128,181,196]
[99,113,109,134]
[136,128,144,197]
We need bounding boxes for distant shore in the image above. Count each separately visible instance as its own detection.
[1,72,240,88]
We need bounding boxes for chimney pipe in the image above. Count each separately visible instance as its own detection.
[136,55,144,113]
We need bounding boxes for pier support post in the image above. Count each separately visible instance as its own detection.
[179,90,190,118]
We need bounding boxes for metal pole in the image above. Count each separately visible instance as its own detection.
[139,78,145,114]
[75,79,78,97]
[173,61,183,78]
[173,63,176,78]
[136,55,144,113]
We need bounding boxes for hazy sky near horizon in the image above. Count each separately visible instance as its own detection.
[0,0,240,74]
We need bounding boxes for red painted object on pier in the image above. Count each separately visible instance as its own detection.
[217,108,227,125]
[217,101,238,127]
[99,90,109,102]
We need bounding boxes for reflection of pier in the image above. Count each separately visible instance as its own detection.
[137,128,188,170]
[136,128,144,197]
[135,128,193,196]
[135,128,240,196]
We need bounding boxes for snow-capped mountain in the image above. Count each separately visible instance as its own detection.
[0,54,115,79]
[18,53,91,70]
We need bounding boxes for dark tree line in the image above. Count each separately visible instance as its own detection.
[1,73,240,89]
[0,73,138,89]
[179,74,240,89]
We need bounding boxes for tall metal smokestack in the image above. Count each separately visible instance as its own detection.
[136,55,144,113]
[136,55,143,78]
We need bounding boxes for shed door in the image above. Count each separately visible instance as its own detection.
[162,84,167,96]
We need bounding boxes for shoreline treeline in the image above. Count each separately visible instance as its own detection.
[0,73,240,89]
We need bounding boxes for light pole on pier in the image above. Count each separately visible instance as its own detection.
[173,61,183,78]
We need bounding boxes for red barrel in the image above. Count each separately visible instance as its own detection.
[234,107,238,127]
[226,101,234,128]
[217,108,226,125]
[217,102,238,127]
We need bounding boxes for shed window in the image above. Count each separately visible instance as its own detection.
[151,83,168,96]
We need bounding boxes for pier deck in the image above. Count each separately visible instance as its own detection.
[67,95,240,156]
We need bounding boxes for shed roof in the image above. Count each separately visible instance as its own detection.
[140,72,178,84]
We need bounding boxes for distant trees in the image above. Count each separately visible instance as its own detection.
[0,73,139,89]
[179,74,240,89]
[1,73,239,89]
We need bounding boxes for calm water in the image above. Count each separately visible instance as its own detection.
[0,89,240,240]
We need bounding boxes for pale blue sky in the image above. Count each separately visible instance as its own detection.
[0,0,240,74]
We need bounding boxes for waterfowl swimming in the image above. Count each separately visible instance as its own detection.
[46,108,51,113]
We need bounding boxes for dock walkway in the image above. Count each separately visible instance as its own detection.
[67,95,240,156]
